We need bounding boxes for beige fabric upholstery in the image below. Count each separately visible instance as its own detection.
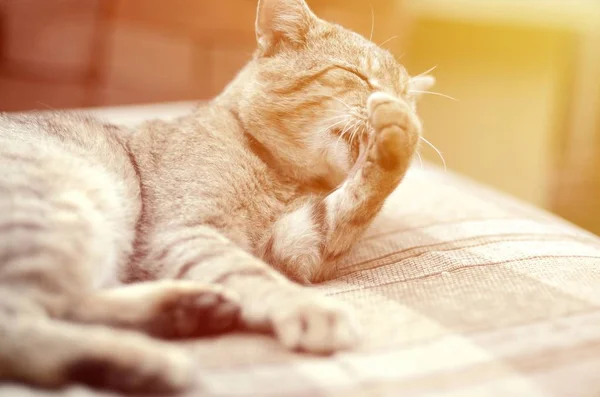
[4,103,600,396]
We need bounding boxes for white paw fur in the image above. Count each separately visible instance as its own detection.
[270,295,361,354]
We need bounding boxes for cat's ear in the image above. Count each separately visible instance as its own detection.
[408,75,436,94]
[407,75,435,103]
[255,0,317,55]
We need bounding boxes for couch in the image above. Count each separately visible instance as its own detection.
[3,102,600,397]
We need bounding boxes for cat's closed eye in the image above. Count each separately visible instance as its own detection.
[332,64,373,89]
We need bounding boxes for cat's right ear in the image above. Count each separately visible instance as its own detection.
[255,0,317,56]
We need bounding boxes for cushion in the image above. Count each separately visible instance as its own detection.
[4,103,600,397]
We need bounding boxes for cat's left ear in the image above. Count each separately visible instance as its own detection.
[407,75,435,106]
[408,75,436,97]
[256,0,317,55]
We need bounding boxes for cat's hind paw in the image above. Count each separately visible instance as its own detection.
[66,333,193,394]
[2,313,194,394]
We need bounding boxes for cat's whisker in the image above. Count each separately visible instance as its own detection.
[323,106,365,121]
[344,120,362,149]
[326,116,352,127]
[335,135,345,152]
[351,112,368,122]
[345,120,357,141]
[321,114,351,125]
[340,118,356,140]
[347,123,357,149]
[334,118,357,151]
[36,101,58,112]
[415,151,424,170]
[320,117,352,137]
[369,4,375,42]
[323,95,355,110]
[414,65,438,79]
[324,107,347,114]
[419,136,447,172]
[378,35,399,49]
[349,119,363,149]
[408,90,457,102]
[329,111,368,151]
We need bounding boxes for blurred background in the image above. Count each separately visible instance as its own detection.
[0,0,599,235]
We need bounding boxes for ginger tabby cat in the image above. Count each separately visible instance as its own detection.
[0,0,434,393]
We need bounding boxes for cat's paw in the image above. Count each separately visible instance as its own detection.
[66,331,193,393]
[270,294,361,354]
[367,92,420,170]
[138,281,242,339]
[90,280,241,339]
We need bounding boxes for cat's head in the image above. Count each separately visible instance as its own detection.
[223,0,434,187]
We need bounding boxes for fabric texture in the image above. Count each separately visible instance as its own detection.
[3,103,600,397]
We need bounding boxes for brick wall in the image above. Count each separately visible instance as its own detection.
[0,0,407,111]
[0,0,102,110]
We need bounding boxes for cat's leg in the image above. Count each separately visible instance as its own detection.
[0,203,198,392]
[0,134,211,392]
[65,280,241,338]
[263,92,420,283]
[0,307,191,393]
[142,227,361,354]
[0,258,239,392]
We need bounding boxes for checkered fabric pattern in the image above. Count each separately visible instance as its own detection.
[3,104,600,397]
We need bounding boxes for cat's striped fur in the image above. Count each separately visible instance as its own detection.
[0,0,433,392]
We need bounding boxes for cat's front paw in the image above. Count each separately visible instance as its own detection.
[367,92,420,170]
[143,282,241,339]
[270,295,361,354]
[91,280,241,339]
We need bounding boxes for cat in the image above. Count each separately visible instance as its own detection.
[0,0,434,393]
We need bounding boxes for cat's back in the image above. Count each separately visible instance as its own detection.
[1,112,134,177]
[0,112,142,279]
[1,111,140,200]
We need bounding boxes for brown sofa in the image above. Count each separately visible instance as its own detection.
[3,102,600,397]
